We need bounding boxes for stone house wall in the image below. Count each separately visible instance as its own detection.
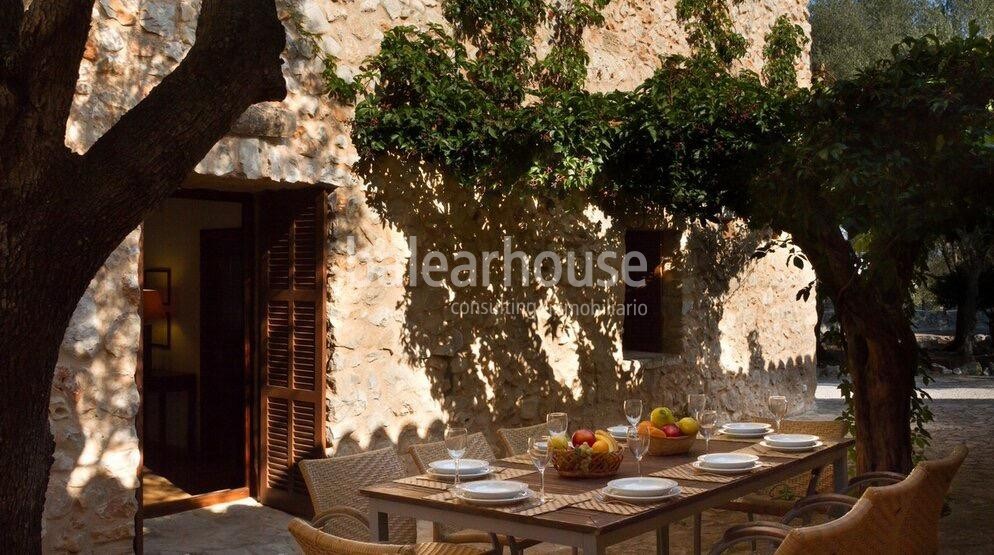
[45,0,813,551]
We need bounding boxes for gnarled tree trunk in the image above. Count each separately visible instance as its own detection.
[0,1,286,552]
[947,264,981,359]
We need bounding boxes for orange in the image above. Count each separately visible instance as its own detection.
[637,421,667,438]
[591,439,610,454]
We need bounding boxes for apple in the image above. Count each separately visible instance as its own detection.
[571,429,596,448]
[661,423,683,438]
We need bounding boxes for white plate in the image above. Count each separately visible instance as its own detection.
[608,425,630,438]
[723,422,773,434]
[718,426,772,438]
[763,434,819,448]
[427,466,492,481]
[603,486,681,503]
[454,488,534,506]
[759,440,824,452]
[606,477,678,497]
[456,480,528,500]
[697,453,759,469]
[428,459,490,475]
[692,461,762,475]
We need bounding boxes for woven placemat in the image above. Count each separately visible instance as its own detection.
[501,453,534,465]
[395,466,536,490]
[424,490,596,516]
[571,485,708,516]
[712,432,766,444]
[651,461,778,483]
[733,441,835,460]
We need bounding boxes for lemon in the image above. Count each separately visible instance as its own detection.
[650,407,676,428]
[677,417,699,436]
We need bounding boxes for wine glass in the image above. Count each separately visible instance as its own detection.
[624,399,643,428]
[768,395,788,432]
[547,412,568,438]
[688,393,706,421]
[626,426,649,476]
[444,427,468,487]
[699,410,717,453]
[529,436,550,503]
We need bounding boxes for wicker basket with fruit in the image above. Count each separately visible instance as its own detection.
[549,429,624,478]
[638,407,700,456]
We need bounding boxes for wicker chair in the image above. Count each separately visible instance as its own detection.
[408,434,536,554]
[288,518,487,555]
[408,433,497,471]
[709,445,969,555]
[723,418,849,517]
[299,447,418,544]
[496,423,549,456]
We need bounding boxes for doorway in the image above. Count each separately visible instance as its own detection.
[140,192,254,516]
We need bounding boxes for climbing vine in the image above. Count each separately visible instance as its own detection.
[327,0,994,470]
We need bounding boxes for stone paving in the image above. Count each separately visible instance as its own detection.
[144,375,994,554]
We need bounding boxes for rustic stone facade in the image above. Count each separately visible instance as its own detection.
[47,0,813,551]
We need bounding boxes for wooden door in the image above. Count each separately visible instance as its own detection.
[200,228,246,491]
[258,190,327,515]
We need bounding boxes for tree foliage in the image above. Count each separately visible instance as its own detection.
[337,0,994,470]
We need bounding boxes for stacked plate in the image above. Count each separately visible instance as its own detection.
[607,425,630,440]
[692,453,761,474]
[719,422,773,438]
[603,477,681,503]
[427,459,492,481]
[453,480,534,506]
[760,433,823,452]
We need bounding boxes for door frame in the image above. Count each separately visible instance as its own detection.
[137,188,257,522]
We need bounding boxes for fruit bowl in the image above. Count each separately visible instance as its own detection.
[551,449,624,478]
[647,432,697,456]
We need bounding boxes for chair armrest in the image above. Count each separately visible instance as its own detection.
[312,505,370,531]
[846,470,906,494]
[708,523,790,555]
[781,493,858,525]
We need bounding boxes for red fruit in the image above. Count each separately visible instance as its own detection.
[662,424,682,438]
[571,429,596,448]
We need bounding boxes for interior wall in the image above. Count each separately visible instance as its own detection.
[142,197,242,448]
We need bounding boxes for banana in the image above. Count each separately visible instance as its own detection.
[594,430,620,453]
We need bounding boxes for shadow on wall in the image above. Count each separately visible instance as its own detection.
[45,233,141,552]
[331,156,815,453]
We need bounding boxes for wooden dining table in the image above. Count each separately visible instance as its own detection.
[361,437,854,554]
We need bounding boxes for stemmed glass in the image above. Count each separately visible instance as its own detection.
[529,436,550,503]
[547,412,568,438]
[444,427,468,487]
[699,410,717,453]
[688,393,706,421]
[768,395,788,432]
[626,426,649,476]
[624,399,643,428]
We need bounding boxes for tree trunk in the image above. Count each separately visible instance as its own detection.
[835,303,917,473]
[947,265,981,359]
[0,1,287,551]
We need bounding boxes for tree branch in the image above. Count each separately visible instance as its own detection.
[77,0,286,249]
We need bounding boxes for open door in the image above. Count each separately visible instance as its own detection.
[258,190,327,515]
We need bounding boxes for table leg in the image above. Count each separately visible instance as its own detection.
[694,513,702,555]
[582,535,605,555]
[656,525,669,555]
[833,451,849,493]
[368,501,389,542]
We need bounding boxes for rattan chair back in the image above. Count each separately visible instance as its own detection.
[408,432,496,472]
[299,447,417,543]
[496,423,549,456]
[288,518,485,555]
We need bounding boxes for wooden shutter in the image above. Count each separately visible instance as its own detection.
[259,190,327,515]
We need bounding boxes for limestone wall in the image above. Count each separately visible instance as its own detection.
[47,0,814,550]
[325,164,817,456]
[44,231,142,553]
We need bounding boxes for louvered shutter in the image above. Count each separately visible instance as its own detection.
[259,190,327,515]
